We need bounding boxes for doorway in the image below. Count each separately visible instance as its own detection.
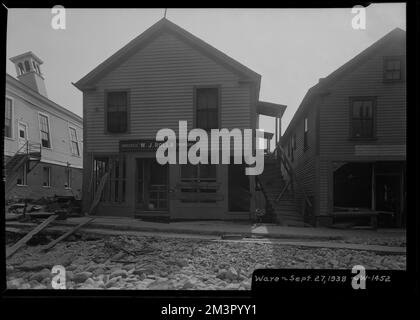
[228,162,250,212]
[375,174,401,227]
[135,158,168,212]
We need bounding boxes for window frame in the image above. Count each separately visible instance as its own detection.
[68,125,80,157]
[383,56,405,82]
[349,96,377,140]
[303,116,309,151]
[16,163,28,186]
[193,85,221,131]
[38,112,52,149]
[5,96,14,140]
[104,89,130,135]
[42,166,51,188]
[65,167,72,189]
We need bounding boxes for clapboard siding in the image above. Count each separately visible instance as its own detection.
[85,32,251,153]
[319,39,406,157]
[281,97,318,216]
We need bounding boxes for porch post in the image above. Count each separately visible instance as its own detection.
[371,163,376,211]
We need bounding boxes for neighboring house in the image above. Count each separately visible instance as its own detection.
[281,28,406,227]
[74,18,285,221]
[5,52,83,200]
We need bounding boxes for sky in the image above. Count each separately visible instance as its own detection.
[6,6,406,135]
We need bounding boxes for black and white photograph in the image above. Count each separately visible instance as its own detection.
[2,4,414,299]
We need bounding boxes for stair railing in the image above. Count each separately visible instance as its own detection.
[272,143,313,210]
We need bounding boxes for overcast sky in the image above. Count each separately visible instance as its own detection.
[6,6,405,134]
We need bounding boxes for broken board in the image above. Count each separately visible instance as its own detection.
[6,214,57,258]
[42,217,96,251]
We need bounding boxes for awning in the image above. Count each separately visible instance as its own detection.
[257,101,286,118]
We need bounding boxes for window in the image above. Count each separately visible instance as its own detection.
[65,167,71,189]
[24,60,30,72]
[180,156,217,203]
[18,63,25,75]
[39,114,51,148]
[196,88,219,130]
[93,155,126,203]
[69,127,80,156]
[106,91,128,133]
[384,57,403,81]
[16,164,27,186]
[42,167,51,187]
[5,98,12,138]
[303,117,309,151]
[350,98,375,139]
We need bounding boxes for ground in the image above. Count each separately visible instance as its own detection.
[6,233,406,290]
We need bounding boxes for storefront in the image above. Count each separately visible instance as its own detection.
[90,139,253,221]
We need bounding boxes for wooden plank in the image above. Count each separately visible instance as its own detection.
[42,217,96,252]
[86,172,109,216]
[6,214,57,258]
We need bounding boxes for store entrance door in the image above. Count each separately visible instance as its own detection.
[135,158,168,212]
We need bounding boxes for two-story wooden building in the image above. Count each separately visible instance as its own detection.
[5,52,83,200]
[281,28,406,227]
[74,18,285,221]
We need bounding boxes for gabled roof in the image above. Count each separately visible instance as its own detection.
[282,27,405,141]
[74,18,261,90]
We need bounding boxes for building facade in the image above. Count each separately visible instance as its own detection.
[75,18,285,221]
[5,52,83,200]
[281,28,406,227]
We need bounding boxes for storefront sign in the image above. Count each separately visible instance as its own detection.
[119,139,194,152]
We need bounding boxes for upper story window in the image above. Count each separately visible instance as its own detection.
[350,98,375,139]
[69,127,80,156]
[106,91,128,133]
[196,88,219,130]
[303,117,309,151]
[18,63,25,75]
[24,60,30,72]
[384,56,403,81]
[5,98,12,138]
[39,114,51,148]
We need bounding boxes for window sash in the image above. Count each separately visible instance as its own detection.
[107,92,128,133]
[39,115,51,147]
[351,99,375,138]
[5,98,12,137]
[196,88,219,130]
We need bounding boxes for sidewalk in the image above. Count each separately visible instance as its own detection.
[44,216,406,241]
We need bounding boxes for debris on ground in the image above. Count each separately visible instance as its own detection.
[6,234,406,290]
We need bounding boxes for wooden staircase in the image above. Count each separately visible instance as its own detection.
[257,144,313,227]
[5,142,42,196]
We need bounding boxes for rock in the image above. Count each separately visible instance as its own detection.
[110,269,128,279]
[105,276,121,288]
[72,272,93,283]
[254,263,265,270]
[225,267,238,280]
[216,269,227,279]
[240,281,251,290]
[32,284,47,290]
[20,283,31,289]
[30,268,51,282]
[176,259,188,267]
[6,265,14,273]
[182,279,197,289]
[226,283,241,290]
[84,278,96,287]
[7,278,23,289]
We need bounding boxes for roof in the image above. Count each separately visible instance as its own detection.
[74,18,261,90]
[257,101,287,118]
[10,51,44,64]
[6,73,82,124]
[282,27,406,141]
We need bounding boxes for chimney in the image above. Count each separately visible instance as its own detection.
[10,51,48,97]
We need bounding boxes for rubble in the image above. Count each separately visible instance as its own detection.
[5,234,406,290]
